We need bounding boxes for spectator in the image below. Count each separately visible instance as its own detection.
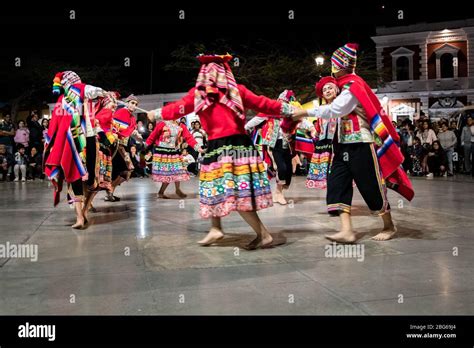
[437,122,457,176]
[409,137,424,176]
[27,146,43,180]
[0,114,16,155]
[27,111,43,153]
[143,122,154,141]
[0,144,13,181]
[144,150,153,175]
[179,117,187,128]
[182,148,198,176]
[400,121,415,173]
[13,144,28,182]
[461,116,473,174]
[191,120,207,159]
[419,120,437,173]
[426,140,447,178]
[14,120,30,150]
[130,145,145,178]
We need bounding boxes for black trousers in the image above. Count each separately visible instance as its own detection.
[327,142,389,216]
[271,139,293,186]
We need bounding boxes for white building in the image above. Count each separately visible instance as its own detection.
[372,18,474,122]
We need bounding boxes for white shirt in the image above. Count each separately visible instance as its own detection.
[307,89,359,119]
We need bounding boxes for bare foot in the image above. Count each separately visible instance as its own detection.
[273,191,287,205]
[325,230,357,243]
[175,190,187,198]
[246,234,273,250]
[371,225,397,241]
[157,193,170,199]
[72,219,87,230]
[198,228,224,246]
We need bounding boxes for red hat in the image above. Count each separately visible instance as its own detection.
[315,76,338,98]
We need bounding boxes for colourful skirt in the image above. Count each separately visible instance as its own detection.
[199,134,273,218]
[306,139,333,189]
[152,146,190,183]
[98,149,113,191]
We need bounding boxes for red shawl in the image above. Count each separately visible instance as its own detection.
[43,90,88,206]
[337,74,414,201]
[113,108,137,138]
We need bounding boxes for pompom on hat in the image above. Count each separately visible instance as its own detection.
[315,76,339,99]
[52,71,81,95]
[331,43,359,74]
[278,90,296,103]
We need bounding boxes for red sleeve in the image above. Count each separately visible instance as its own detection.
[162,88,195,120]
[145,121,165,147]
[180,124,198,149]
[238,85,283,116]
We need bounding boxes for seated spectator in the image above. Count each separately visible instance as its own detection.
[130,145,145,178]
[13,144,28,182]
[27,146,43,180]
[182,148,197,176]
[426,141,447,177]
[144,150,153,175]
[409,137,424,176]
[0,144,13,182]
[14,120,30,151]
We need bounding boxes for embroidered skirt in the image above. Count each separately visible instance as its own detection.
[152,146,190,183]
[306,139,333,189]
[199,134,273,218]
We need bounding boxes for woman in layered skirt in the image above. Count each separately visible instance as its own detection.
[305,77,338,190]
[145,119,202,198]
[148,54,294,249]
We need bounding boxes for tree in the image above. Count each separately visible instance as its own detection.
[164,39,383,104]
[0,57,127,122]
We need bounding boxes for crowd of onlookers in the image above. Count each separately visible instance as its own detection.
[0,111,48,182]
[396,115,474,177]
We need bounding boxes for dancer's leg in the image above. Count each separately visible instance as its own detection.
[158,183,170,199]
[238,211,274,250]
[198,217,224,245]
[175,181,187,198]
[83,190,98,222]
[371,211,397,241]
[71,201,86,229]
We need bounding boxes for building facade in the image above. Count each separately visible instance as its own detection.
[372,19,474,122]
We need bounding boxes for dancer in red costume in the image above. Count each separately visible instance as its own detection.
[293,44,414,242]
[44,71,111,229]
[147,54,295,249]
[105,94,143,202]
[145,119,204,199]
[245,90,297,205]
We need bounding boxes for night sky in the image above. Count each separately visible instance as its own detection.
[0,1,471,105]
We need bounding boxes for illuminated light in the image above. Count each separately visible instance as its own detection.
[315,56,324,66]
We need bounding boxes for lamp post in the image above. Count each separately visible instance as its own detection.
[315,56,324,66]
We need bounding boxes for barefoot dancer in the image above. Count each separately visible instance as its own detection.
[244,90,297,205]
[147,54,294,249]
[145,119,204,199]
[44,71,110,229]
[105,94,142,202]
[293,43,414,242]
[82,93,119,218]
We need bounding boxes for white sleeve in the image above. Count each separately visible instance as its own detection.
[298,119,314,131]
[244,116,266,131]
[84,85,106,99]
[307,89,359,119]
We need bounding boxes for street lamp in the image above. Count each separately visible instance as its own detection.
[315,56,324,66]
